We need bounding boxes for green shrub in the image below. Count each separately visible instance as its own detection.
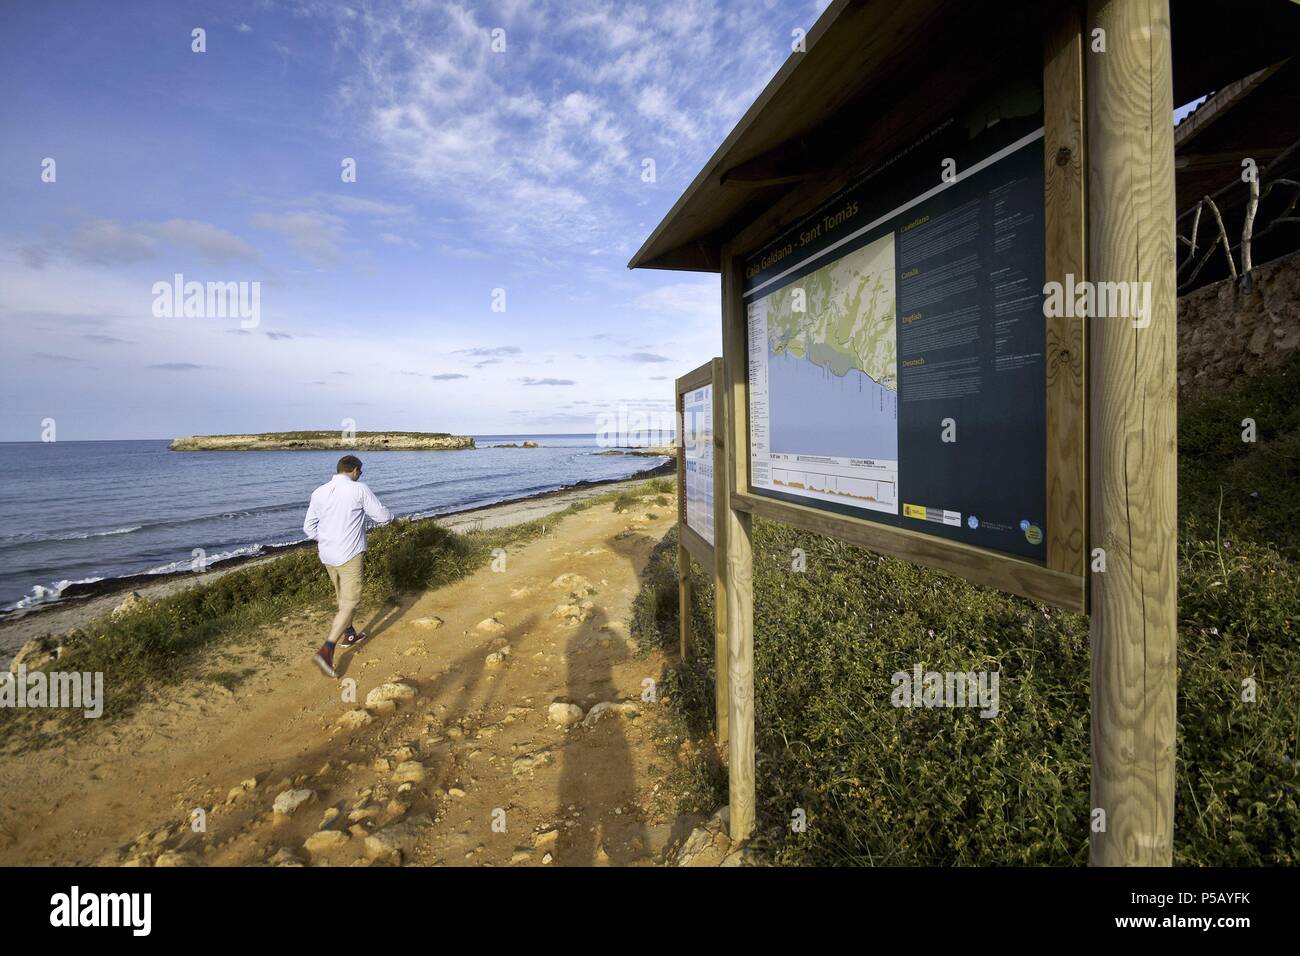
[640,360,1300,866]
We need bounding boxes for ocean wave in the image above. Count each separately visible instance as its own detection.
[3,577,105,613]
[0,501,305,550]
[0,539,310,614]
[65,525,142,540]
[140,543,267,576]
[0,525,143,546]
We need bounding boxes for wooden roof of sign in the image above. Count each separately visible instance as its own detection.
[628,0,1300,274]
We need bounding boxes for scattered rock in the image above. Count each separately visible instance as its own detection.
[272,789,316,816]
[511,748,555,777]
[365,683,417,712]
[269,847,303,867]
[550,602,594,626]
[550,573,594,594]
[154,851,200,867]
[335,709,373,731]
[547,702,584,727]
[110,591,146,620]
[411,616,444,629]
[475,617,506,635]
[364,815,431,863]
[674,805,734,866]
[8,636,59,674]
[390,761,427,784]
[581,700,640,728]
[304,830,350,855]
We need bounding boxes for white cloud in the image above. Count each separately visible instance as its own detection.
[153,219,259,263]
[251,210,345,266]
[329,0,788,257]
[70,219,154,264]
[634,280,719,322]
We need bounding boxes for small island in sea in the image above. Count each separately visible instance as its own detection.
[594,445,677,457]
[169,430,476,451]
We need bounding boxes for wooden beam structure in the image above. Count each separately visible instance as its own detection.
[637,0,1218,863]
[1085,0,1178,866]
[721,251,755,841]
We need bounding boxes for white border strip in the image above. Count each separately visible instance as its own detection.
[743,127,1046,300]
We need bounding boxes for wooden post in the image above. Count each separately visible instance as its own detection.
[678,540,691,662]
[1086,0,1178,866]
[711,359,730,748]
[722,253,755,841]
[675,391,691,662]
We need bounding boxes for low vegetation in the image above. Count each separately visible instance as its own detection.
[1,476,672,750]
[634,357,1300,866]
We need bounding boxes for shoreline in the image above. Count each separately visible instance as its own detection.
[0,458,673,657]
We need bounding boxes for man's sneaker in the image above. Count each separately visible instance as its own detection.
[313,644,337,678]
[341,628,368,650]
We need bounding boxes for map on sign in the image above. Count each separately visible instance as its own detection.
[743,123,1049,563]
[683,384,714,546]
[749,232,900,515]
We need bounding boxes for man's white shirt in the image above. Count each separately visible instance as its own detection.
[303,474,393,567]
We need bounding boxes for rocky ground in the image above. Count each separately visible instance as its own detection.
[0,487,742,868]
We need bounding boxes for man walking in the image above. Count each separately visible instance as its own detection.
[304,454,393,677]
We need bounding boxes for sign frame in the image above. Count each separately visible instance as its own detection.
[718,52,1087,615]
[674,358,730,745]
[637,0,1178,866]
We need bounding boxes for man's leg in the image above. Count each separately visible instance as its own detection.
[314,555,363,677]
[325,603,354,646]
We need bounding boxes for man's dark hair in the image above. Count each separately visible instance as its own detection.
[337,455,363,474]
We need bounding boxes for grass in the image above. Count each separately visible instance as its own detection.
[0,476,672,750]
[633,355,1300,866]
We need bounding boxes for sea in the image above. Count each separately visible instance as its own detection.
[0,435,667,613]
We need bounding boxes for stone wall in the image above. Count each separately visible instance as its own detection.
[1178,249,1300,393]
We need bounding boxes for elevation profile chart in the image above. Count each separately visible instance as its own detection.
[747,231,900,516]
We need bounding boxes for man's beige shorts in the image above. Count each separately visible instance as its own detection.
[325,553,364,611]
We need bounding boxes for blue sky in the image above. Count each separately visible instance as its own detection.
[0,0,828,440]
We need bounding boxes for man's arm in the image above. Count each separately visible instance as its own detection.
[303,494,320,539]
[360,483,394,525]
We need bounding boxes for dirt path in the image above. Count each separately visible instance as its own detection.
[0,490,716,867]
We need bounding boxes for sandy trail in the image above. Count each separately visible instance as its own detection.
[0,488,705,867]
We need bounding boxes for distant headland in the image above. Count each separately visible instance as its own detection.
[168,431,476,451]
